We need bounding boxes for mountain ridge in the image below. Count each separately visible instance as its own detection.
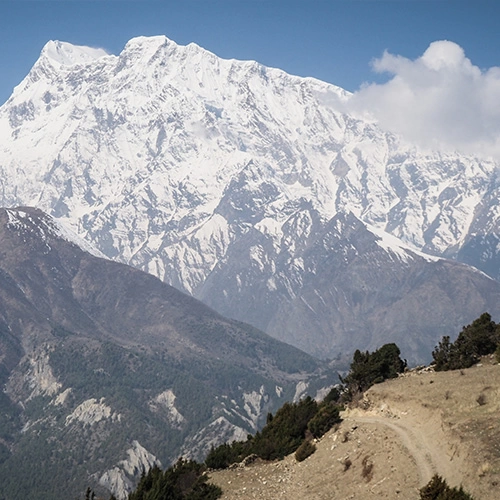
[0,206,334,500]
[1,36,500,362]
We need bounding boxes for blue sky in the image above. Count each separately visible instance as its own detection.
[0,0,498,105]
[1,0,500,159]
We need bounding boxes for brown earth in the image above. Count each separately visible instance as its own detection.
[209,357,500,499]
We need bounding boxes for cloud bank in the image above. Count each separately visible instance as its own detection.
[348,40,500,161]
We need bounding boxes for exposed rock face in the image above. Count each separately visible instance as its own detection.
[65,397,120,426]
[24,348,62,399]
[0,206,332,500]
[242,386,268,429]
[180,416,249,461]
[148,390,185,427]
[99,441,160,500]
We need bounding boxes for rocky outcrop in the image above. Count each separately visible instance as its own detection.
[99,441,160,500]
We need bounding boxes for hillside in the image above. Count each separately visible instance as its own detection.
[0,207,334,500]
[209,358,500,499]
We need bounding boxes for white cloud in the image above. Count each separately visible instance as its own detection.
[347,40,500,160]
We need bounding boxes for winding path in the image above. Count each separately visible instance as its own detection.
[344,415,440,486]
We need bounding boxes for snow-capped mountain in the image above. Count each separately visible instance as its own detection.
[1,36,499,362]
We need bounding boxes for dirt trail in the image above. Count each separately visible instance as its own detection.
[344,415,437,485]
[210,362,500,499]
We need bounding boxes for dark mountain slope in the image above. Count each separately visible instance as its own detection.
[0,207,332,500]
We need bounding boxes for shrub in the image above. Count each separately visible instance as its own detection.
[419,474,473,499]
[307,402,341,438]
[342,457,352,471]
[294,440,316,462]
[433,313,500,371]
[341,343,406,397]
[361,455,374,482]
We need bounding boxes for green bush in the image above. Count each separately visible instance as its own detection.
[433,313,500,371]
[205,441,249,470]
[294,440,316,462]
[341,343,406,397]
[419,474,473,499]
[307,402,341,438]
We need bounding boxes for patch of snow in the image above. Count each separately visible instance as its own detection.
[248,245,266,272]
[266,276,277,291]
[51,217,107,258]
[5,207,105,258]
[367,223,440,263]
[42,40,109,67]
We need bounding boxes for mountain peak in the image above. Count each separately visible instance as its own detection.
[2,35,500,366]
[124,34,171,48]
[40,40,109,67]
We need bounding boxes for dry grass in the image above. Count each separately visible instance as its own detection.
[209,359,500,500]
